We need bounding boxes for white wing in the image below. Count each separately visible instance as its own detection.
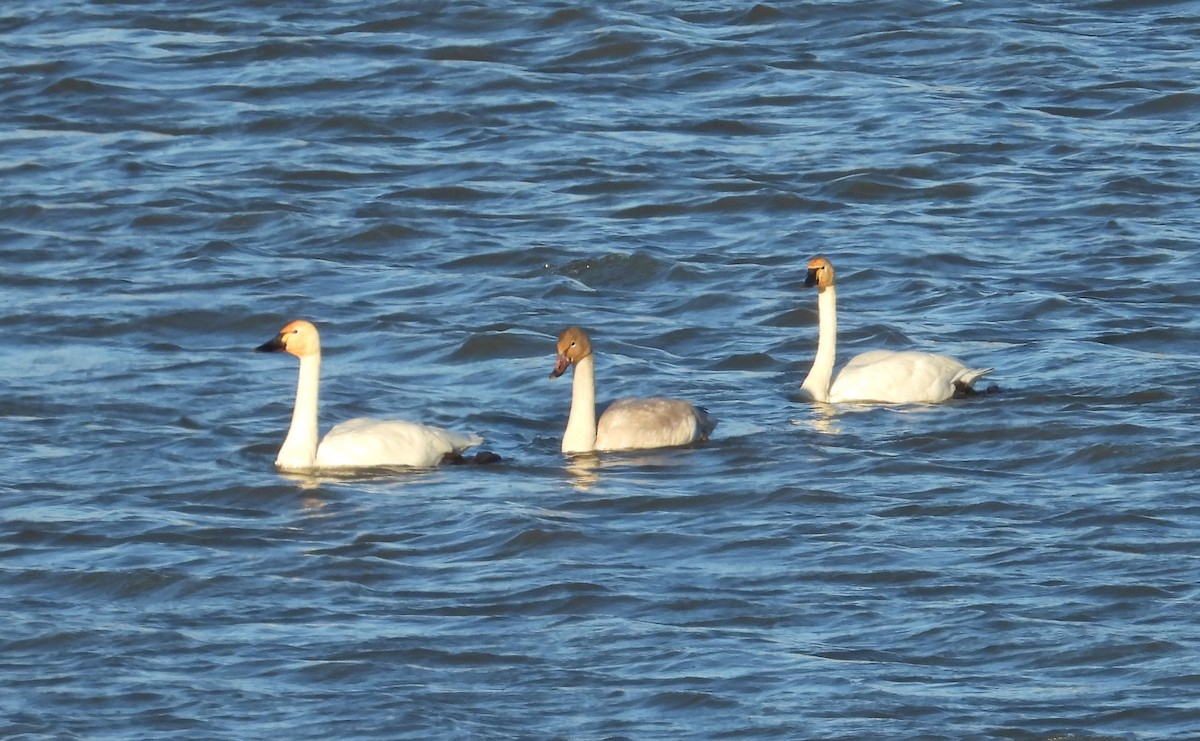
[316,417,482,469]
[830,350,991,404]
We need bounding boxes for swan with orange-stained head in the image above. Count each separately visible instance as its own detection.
[799,256,992,404]
[549,326,716,454]
[256,320,483,471]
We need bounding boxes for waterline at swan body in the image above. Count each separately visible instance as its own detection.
[256,320,483,471]
[799,256,992,404]
[549,326,716,454]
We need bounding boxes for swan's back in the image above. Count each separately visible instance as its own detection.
[830,350,991,404]
[316,417,483,469]
[594,398,716,452]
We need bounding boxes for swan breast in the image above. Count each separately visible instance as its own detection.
[315,417,483,469]
[594,398,715,452]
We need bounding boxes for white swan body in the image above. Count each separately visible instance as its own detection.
[825,350,990,404]
[257,320,482,471]
[799,256,992,404]
[550,326,716,454]
[309,418,483,469]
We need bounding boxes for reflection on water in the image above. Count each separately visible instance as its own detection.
[564,452,601,492]
[791,404,843,436]
[275,465,445,491]
[562,446,714,492]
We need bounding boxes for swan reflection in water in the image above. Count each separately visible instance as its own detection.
[562,447,712,494]
[564,453,601,492]
[791,403,842,436]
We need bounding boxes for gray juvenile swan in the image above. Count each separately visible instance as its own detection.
[549,326,716,454]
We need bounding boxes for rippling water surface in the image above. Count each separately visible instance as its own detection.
[4,2,1199,739]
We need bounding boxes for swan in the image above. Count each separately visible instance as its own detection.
[799,256,992,404]
[255,320,483,471]
[549,326,716,454]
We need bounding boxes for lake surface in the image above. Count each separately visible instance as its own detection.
[3,2,1199,739]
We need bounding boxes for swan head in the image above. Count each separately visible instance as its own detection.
[549,326,593,379]
[804,255,835,289]
[256,320,321,358]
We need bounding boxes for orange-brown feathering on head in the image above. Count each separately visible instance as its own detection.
[804,255,836,289]
[550,326,594,378]
[257,319,321,358]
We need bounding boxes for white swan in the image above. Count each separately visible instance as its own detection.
[256,320,483,471]
[549,326,716,454]
[799,256,992,404]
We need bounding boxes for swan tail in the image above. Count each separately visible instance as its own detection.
[953,367,993,395]
[693,405,718,442]
[442,448,502,465]
[450,432,485,451]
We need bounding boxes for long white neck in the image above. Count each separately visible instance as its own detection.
[562,354,598,454]
[277,353,321,470]
[800,284,837,403]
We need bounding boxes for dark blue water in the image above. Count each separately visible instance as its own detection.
[3,2,1199,739]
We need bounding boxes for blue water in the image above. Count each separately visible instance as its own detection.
[3,2,1199,739]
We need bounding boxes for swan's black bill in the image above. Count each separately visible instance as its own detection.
[256,336,285,353]
[804,268,819,287]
